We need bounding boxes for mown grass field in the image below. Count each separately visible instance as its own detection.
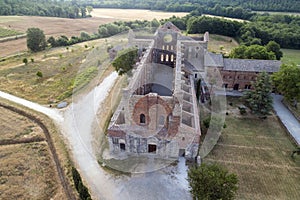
[202,97,300,200]
[0,106,66,200]
[281,49,300,65]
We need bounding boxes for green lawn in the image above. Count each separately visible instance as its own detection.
[281,49,300,65]
[202,97,300,199]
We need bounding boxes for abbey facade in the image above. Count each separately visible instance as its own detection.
[106,22,281,160]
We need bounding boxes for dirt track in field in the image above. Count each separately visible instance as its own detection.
[0,103,76,200]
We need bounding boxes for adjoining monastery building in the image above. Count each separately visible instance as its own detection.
[106,22,281,160]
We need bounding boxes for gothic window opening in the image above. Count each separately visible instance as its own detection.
[140,114,146,124]
[171,54,174,62]
[166,54,169,62]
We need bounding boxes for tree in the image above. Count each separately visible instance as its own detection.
[266,41,283,60]
[80,31,90,40]
[112,47,138,75]
[26,28,46,52]
[150,18,160,28]
[47,36,57,47]
[86,6,93,15]
[98,26,109,37]
[230,45,276,60]
[245,71,273,118]
[272,64,300,102]
[245,45,275,60]
[188,163,238,200]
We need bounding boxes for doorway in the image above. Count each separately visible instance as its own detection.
[233,84,239,90]
[148,144,157,153]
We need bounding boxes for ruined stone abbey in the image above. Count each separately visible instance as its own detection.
[106,22,281,160]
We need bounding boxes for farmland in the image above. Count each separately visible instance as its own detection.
[0,9,188,57]
[202,97,300,199]
[0,105,67,200]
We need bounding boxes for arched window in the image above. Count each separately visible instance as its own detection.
[162,45,165,50]
[166,54,169,62]
[140,114,146,124]
[160,54,164,62]
[171,54,174,62]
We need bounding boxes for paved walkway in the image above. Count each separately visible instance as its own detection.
[272,94,300,146]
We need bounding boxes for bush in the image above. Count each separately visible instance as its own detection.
[72,167,91,200]
[36,71,43,78]
[23,58,28,65]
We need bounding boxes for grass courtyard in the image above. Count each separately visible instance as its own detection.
[202,97,300,200]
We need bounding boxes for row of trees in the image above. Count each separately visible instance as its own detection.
[0,0,93,18]
[229,41,283,60]
[26,19,160,52]
[164,13,300,50]
[47,32,96,48]
[81,0,300,13]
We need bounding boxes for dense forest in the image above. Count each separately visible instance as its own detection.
[0,0,92,18]
[171,14,300,49]
[0,0,299,18]
[82,0,300,13]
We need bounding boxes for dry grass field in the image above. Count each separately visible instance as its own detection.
[0,9,188,57]
[0,38,114,104]
[0,106,66,200]
[208,34,239,56]
[91,8,188,21]
[202,97,300,200]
